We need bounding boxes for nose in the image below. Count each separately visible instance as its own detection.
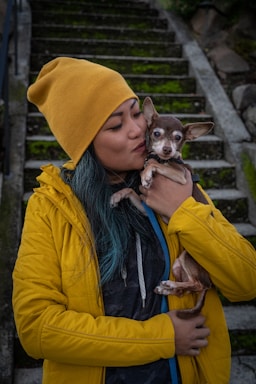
[163,146,172,155]
[128,119,145,138]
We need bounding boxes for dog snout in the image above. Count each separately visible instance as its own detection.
[163,146,172,155]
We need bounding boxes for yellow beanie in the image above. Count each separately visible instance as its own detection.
[27,57,137,165]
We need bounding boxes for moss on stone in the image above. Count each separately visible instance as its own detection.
[234,37,256,65]
[127,80,183,94]
[26,141,67,160]
[242,153,256,202]
[230,330,256,354]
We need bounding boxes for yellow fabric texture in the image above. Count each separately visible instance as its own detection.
[27,57,137,165]
[12,164,256,384]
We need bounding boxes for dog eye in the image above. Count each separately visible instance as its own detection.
[153,129,162,138]
[174,134,182,141]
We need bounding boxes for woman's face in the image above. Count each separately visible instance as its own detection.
[93,98,147,179]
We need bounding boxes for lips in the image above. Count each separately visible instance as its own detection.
[133,140,146,152]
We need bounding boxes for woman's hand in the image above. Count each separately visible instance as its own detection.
[139,168,193,220]
[167,310,210,356]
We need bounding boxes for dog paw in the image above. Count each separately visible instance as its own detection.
[154,281,173,296]
[110,193,120,208]
[141,177,152,189]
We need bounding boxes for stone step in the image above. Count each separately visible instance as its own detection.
[25,133,223,161]
[124,74,196,94]
[30,0,159,15]
[31,37,182,57]
[234,222,256,239]
[30,54,190,76]
[23,159,236,193]
[27,92,205,115]
[205,188,249,223]
[31,24,175,42]
[31,11,169,29]
[26,112,213,136]
[183,135,223,160]
[224,305,256,331]
[137,93,205,114]
[29,73,196,95]
[187,159,236,189]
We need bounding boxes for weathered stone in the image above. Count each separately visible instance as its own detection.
[232,13,256,40]
[190,8,226,46]
[232,84,256,111]
[243,105,256,138]
[207,44,250,74]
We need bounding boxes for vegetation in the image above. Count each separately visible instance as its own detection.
[230,331,256,354]
[242,153,256,203]
[158,0,256,20]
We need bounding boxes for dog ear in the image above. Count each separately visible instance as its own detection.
[142,97,159,126]
[183,122,214,141]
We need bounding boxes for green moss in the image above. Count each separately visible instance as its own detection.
[247,236,256,248]
[181,143,190,159]
[219,168,234,183]
[131,63,174,75]
[168,100,192,112]
[230,330,256,354]
[241,153,256,202]
[26,141,67,160]
[9,79,27,103]
[126,79,184,94]
[159,0,201,19]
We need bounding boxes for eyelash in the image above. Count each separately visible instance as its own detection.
[110,124,122,131]
[109,111,142,130]
[134,111,142,118]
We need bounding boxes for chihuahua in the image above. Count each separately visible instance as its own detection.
[110,97,214,318]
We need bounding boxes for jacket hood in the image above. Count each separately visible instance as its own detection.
[34,162,94,246]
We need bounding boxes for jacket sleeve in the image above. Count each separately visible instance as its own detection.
[167,188,256,302]
[12,194,175,366]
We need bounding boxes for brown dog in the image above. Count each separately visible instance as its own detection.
[110,97,214,318]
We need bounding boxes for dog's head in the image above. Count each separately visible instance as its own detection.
[142,97,214,160]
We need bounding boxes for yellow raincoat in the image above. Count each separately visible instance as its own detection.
[12,163,256,384]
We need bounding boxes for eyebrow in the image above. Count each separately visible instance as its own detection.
[109,99,137,118]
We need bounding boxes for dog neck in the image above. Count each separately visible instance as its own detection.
[145,153,183,165]
[144,153,200,183]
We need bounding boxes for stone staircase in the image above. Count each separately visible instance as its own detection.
[13,0,256,382]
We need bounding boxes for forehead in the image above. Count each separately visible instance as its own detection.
[109,98,138,116]
[153,115,183,131]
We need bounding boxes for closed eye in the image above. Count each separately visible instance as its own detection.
[109,124,122,131]
[134,111,142,118]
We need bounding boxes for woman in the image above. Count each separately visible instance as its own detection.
[12,57,256,384]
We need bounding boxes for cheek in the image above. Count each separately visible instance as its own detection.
[93,136,126,168]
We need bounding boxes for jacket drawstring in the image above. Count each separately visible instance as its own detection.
[136,232,146,308]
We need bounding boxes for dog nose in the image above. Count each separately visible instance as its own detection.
[163,146,172,155]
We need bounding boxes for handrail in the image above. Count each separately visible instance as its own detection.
[0,0,20,175]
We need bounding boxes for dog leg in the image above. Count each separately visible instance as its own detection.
[176,289,208,319]
[110,188,146,215]
[154,279,205,296]
[141,162,187,189]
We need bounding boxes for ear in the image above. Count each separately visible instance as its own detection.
[184,122,214,141]
[142,97,159,126]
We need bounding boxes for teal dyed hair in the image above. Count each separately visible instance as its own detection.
[62,146,157,286]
